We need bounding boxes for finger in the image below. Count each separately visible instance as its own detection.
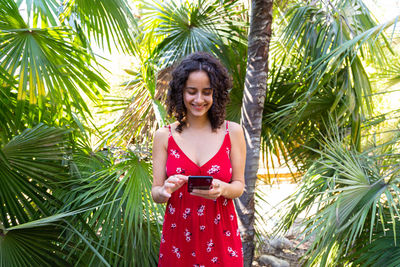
[161,190,171,198]
[191,189,210,194]
[164,182,176,190]
[174,175,188,183]
[212,180,221,188]
[168,176,179,183]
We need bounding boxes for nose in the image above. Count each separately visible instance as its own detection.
[194,92,204,103]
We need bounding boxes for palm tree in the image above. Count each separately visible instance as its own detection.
[234,0,274,266]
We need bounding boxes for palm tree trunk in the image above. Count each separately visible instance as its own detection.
[235,0,273,266]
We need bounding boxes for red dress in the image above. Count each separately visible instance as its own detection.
[158,121,243,266]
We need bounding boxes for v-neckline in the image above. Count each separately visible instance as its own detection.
[170,131,227,168]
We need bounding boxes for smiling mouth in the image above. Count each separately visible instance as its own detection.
[192,104,207,110]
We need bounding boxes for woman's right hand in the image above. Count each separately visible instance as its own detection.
[159,174,188,198]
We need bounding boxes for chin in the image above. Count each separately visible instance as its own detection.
[188,106,211,117]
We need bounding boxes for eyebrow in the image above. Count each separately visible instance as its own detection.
[186,87,212,90]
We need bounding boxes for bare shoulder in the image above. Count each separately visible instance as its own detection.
[153,126,170,148]
[228,121,244,137]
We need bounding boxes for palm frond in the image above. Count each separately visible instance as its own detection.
[276,128,400,265]
[60,0,136,53]
[0,124,69,227]
[0,0,108,125]
[62,149,164,266]
[142,0,247,68]
[261,1,397,176]
[17,0,61,27]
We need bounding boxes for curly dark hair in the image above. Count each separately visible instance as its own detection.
[167,52,232,133]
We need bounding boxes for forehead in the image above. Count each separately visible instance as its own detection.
[185,70,210,87]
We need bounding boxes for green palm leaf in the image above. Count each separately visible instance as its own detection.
[0,0,108,126]
[351,222,400,267]
[142,0,247,67]
[261,1,397,176]
[17,0,60,27]
[61,0,136,53]
[276,129,400,265]
[0,209,110,267]
[0,124,69,227]
[63,149,164,266]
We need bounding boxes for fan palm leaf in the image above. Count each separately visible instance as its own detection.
[0,0,108,126]
[60,0,136,53]
[141,0,247,68]
[0,124,71,227]
[351,221,400,267]
[277,128,400,266]
[0,124,111,266]
[261,1,397,177]
[62,149,164,266]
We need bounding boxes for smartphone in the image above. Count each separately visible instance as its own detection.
[188,176,213,192]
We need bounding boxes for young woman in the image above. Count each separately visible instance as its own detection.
[151,52,246,266]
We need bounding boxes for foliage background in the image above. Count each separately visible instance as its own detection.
[1,0,400,266]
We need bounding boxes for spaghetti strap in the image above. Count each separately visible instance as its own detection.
[226,120,229,134]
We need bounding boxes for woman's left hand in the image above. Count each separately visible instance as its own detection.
[190,179,225,200]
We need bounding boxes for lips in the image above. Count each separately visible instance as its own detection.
[192,104,207,111]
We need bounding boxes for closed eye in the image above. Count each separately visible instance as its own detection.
[203,89,213,95]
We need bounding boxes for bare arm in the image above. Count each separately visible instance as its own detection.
[151,127,187,203]
[191,121,246,200]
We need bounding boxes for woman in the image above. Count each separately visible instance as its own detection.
[151,52,246,266]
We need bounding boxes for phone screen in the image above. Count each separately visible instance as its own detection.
[188,176,213,192]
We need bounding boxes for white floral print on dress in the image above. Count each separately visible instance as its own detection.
[230,214,234,221]
[200,225,206,231]
[168,204,175,215]
[211,257,218,263]
[227,247,239,257]
[226,147,230,157]
[206,239,214,252]
[172,246,181,258]
[214,214,221,224]
[223,198,228,206]
[170,149,180,158]
[171,223,176,229]
[183,208,191,219]
[161,234,165,243]
[223,230,231,237]
[184,228,192,242]
[207,165,220,175]
[176,167,183,173]
[197,205,205,216]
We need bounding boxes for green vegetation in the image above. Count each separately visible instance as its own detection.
[0,0,399,266]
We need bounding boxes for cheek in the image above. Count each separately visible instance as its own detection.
[183,94,192,109]
[183,93,190,103]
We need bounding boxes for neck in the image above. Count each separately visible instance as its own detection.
[185,114,211,129]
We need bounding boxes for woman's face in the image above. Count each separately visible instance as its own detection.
[183,70,213,119]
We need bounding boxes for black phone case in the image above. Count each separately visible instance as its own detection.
[188,176,213,192]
